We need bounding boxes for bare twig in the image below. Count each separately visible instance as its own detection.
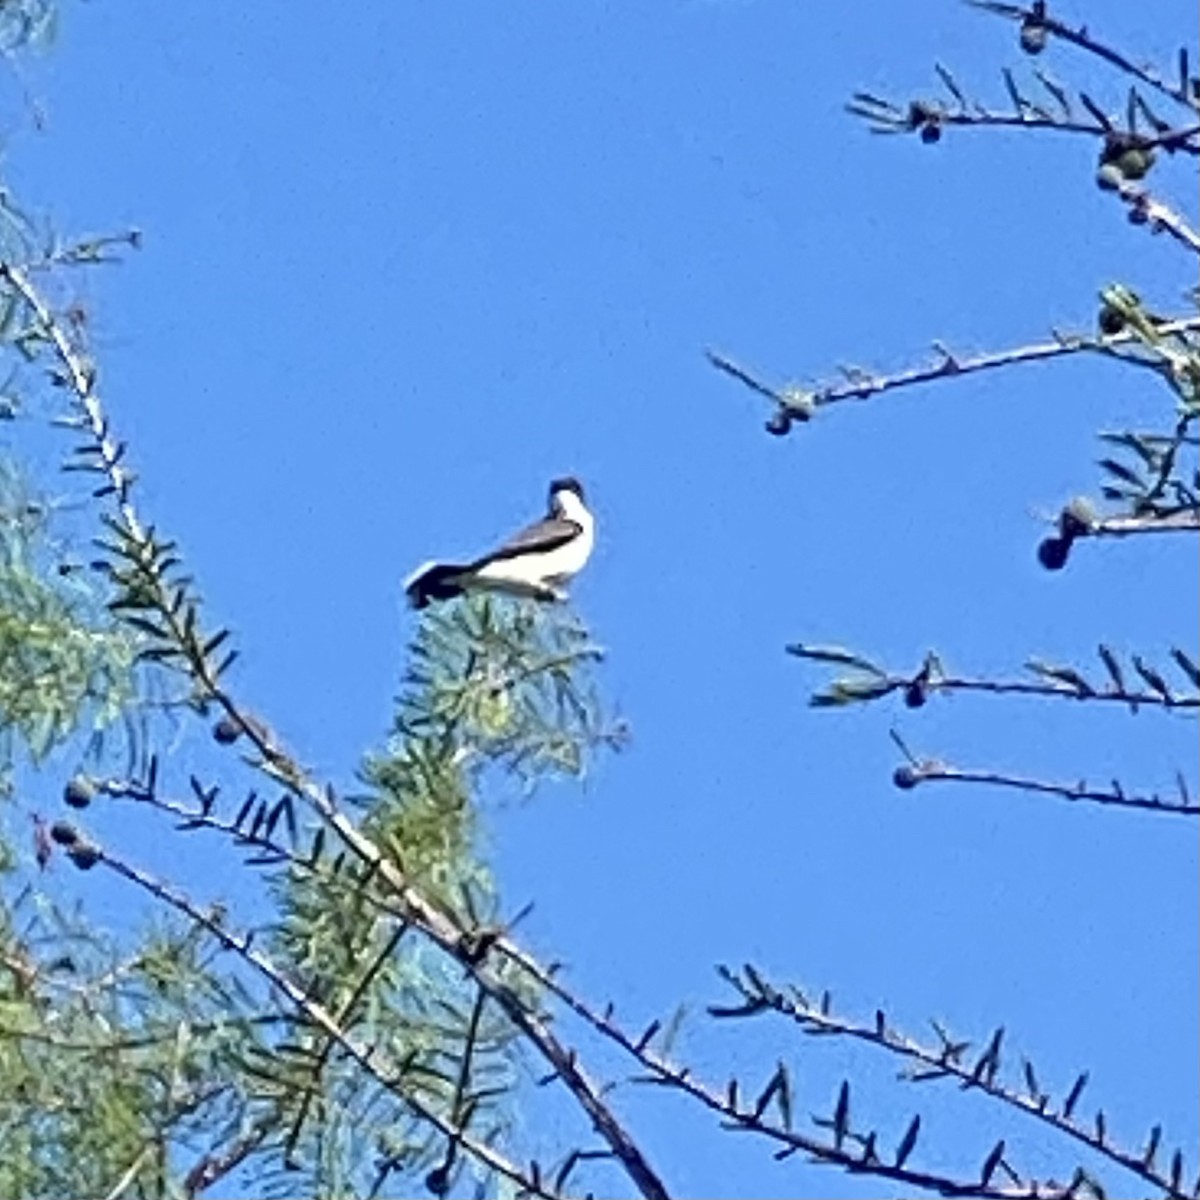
[500,957,1086,1198]
[182,1114,277,1199]
[1085,509,1200,538]
[1110,178,1200,253]
[895,758,1199,817]
[714,965,1191,1200]
[969,2,1200,114]
[788,644,1200,712]
[281,924,411,1168]
[706,316,1200,423]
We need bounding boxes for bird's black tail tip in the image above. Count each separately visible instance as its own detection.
[404,562,466,610]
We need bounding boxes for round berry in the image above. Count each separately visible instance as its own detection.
[212,717,241,746]
[1115,146,1154,181]
[1019,21,1048,54]
[1037,536,1069,571]
[64,775,96,809]
[50,821,79,847]
[68,843,100,871]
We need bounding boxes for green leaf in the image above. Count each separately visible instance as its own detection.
[1131,654,1172,700]
[894,1114,920,1168]
[1169,646,1200,689]
[1097,457,1145,489]
[1025,659,1095,696]
[787,643,886,676]
[1096,644,1126,693]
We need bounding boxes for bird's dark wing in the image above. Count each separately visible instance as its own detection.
[475,516,581,565]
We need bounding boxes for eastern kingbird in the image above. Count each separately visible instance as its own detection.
[405,477,595,609]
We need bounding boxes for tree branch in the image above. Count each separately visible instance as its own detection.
[714,965,1191,1200]
[893,757,1199,817]
[706,316,1200,427]
[969,1,1200,114]
[74,841,571,1200]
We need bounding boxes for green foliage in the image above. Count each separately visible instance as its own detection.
[0,891,269,1200]
[266,595,616,1192]
[0,466,138,785]
[385,593,625,787]
[0,198,619,1192]
[0,0,55,54]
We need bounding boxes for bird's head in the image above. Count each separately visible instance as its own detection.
[548,476,586,514]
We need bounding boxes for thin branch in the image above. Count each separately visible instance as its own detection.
[1110,177,1200,253]
[897,759,1199,817]
[424,988,491,1191]
[0,263,147,544]
[789,644,1200,712]
[504,961,1081,1198]
[714,966,1190,1200]
[847,86,1199,153]
[898,670,1196,708]
[706,316,1200,422]
[87,845,569,1200]
[1086,510,1200,538]
[102,1142,157,1200]
[183,1114,278,1199]
[970,2,1200,113]
[0,1013,287,1055]
[282,923,411,1168]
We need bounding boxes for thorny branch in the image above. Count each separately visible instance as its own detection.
[65,840,568,1200]
[969,1,1200,114]
[713,965,1193,1200]
[497,953,1113,1199]
[891,755,1199,818]
[1085,509,1200,537]
[707,316,1200,428]
[788,644,1200,713]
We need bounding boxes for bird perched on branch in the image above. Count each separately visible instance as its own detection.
[404,477,595,609]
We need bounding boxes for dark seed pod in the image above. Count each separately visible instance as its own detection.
[50,820,79,847]
[1114,146,1155,181]
[1037,536,1070,571]
[68,843,100,871]
[212,716,241,746]
[1098,305,1125,335]
[425,1167,451,1197]
[64,775,97,809]
[920,120,942,144]
[1019,19,1048,54]
[904,681,927,709]
[892,764,919,791]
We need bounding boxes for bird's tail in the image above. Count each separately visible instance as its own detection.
[404,561,469,609]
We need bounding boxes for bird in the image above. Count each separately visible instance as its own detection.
[404,477,595,609]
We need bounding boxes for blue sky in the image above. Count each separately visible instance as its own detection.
[6,2,1197,1196]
